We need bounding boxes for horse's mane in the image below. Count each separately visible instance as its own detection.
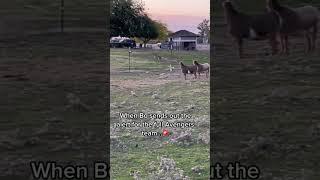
[223,1,239,14]
[268,0,284,11]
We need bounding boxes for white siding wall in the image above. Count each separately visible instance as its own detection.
[181,37,196,41]
[196,44,210,51]
[168,36,201,50]
[171,37,180,42]
[170,37,197,42]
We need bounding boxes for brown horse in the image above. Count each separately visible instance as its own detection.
[267,0,319,54]
[193,60,210,78]
[180,62,197,80]
[223,0,281,58]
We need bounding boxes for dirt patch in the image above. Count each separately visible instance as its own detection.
[111,78,175,89]
[111,71,209,90]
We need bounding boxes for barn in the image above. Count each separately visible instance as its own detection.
[168,30,199,50]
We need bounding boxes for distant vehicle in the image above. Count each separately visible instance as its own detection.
[121,39,136,48]
[160,42,170,49]
[110,36,136,48]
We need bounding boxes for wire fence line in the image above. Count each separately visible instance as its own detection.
[0,0,107,38]
[0,17,106,40]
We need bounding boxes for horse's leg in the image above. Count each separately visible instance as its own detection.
[284,35,289,55]
[312,24,318,51]
[237,38,244,58]
[184,73,187,80]
[269,33,278,55]
[305,30,311,53]
[280,34,285,54]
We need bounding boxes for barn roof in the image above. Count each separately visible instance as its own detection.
[169,30,199,37]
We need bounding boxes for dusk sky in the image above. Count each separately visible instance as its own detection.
[143,0,210,34]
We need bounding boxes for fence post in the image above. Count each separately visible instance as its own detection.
[60,0,64,33]
[129,47,132,72]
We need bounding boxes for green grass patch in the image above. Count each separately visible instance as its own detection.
[111,144,210,179]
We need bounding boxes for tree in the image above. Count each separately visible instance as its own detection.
[136,15,159,47]
[154,21,170,42]
[110,0,145,37]
[197,19,210,43]
[110,0,164,47]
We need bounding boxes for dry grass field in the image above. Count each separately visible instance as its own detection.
[213,0,320,179]
[110,48,210,179]
[0,0,107,178]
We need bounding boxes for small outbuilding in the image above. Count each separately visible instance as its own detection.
[168,30,199,50]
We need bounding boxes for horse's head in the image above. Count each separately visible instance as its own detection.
[223,0,240,17]
[222,0,234,10]
[266,0,282,11]
[266,0,273,11]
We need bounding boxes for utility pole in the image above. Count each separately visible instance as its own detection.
[60,0,64,33]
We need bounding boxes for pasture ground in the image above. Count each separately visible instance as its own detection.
[213,0,320,179]
[0,0,107,177]
[0,32,107,178]
[110,48,210,179]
